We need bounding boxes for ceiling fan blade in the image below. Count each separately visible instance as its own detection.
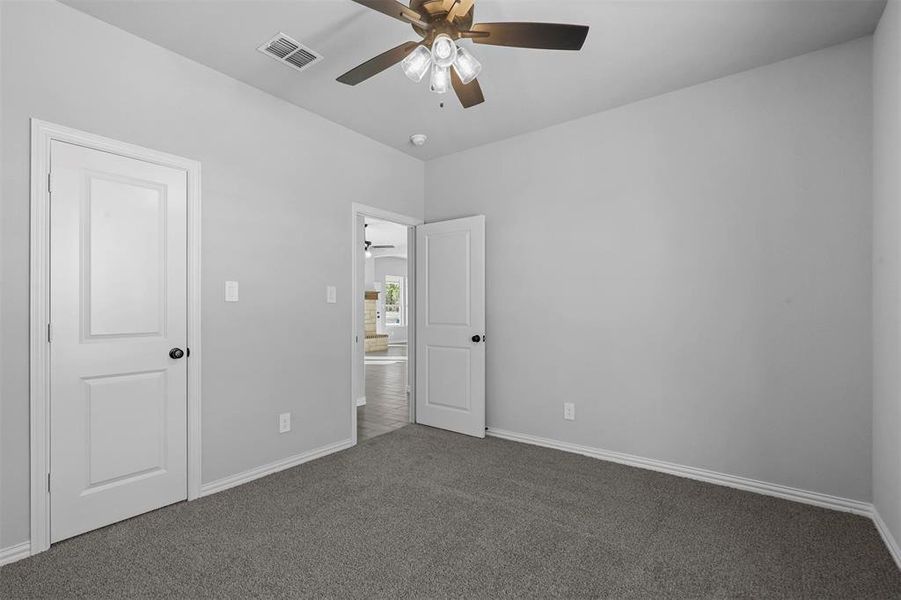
[337,41,420,85]
[349,0,429,27]
[451,70,485,109]
[446,0,474,23]
[471,22,589,51]
[372,245,397,249]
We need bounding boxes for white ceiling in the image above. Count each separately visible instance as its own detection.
[62,0,885,160]
[365,217,408,258]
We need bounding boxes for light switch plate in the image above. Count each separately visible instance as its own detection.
[279,412,291,434]
[225,281,239,302]
[326,286,337,304]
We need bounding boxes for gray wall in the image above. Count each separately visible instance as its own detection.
[425,39,874,502]
[0,0,423,548]
[873,0,901,546]
[0,0,884,554]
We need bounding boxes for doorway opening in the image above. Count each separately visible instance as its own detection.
[359,217,410,441]
[349,206,486,443]
[350,204,421,445]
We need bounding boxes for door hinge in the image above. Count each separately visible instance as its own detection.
[47,323,52,343]
[47,473,51,493]
[48,172,53,194]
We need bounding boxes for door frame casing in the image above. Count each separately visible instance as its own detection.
[350,203,422,444]
[29,119,202,555]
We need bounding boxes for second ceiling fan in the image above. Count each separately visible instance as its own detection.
[337,0,590,108]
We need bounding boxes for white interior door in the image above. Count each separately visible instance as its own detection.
[416,216,485,438]
[50,140,188,543]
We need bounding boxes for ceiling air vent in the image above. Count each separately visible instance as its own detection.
[258,33,323,73]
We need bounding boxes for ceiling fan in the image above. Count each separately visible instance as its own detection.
[337,0,590,108]
[365,241,397,251]
[364,225,397,257]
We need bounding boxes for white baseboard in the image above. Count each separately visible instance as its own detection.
[0,541,31,567]
[1,440,355,564]
[486,428,873,516]
[5,429,896,573]
[356,396,367,407]
[874,509,901,571]
[200,438,354,497]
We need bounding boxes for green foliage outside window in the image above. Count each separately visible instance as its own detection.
[385,282,401,307]
[385,277,404,326]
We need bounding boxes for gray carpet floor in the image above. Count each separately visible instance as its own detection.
[2,425,900,599]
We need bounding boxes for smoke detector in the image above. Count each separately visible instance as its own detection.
[410,134,428,147]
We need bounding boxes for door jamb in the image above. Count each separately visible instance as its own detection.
[29,119,203,555]
[350,203,422,444]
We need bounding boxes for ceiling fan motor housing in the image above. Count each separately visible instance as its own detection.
[410,0,475,39]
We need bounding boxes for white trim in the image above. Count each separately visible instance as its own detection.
[186,154,203,502]
[200,439,354,497]
[351,203,423,228]
[29,120,52,556]
[350,203,422,445]
[874,509,901,571]
[486,428,873,516]
[29,119,202,555]
[356,396,367,407]
[406,225,417,425]
[0,542,31,567]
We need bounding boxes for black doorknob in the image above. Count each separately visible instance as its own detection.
[472,335,481,343]
[169,348,185,359]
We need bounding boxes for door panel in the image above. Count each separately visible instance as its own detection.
[50,140,188,543]
[426,231,471,325]
[416,216,485,438]
[426,346,471,411]
[87,176,166,337]
[85,371,167,488]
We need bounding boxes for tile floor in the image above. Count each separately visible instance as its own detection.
[358,343,408,441]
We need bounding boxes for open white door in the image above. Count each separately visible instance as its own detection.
[49,140,188,542]
[416,216,485,438]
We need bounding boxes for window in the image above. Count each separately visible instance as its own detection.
[384,275,406,327]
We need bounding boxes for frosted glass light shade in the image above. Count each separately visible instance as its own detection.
[431,34,457,68]
[429,64,450,94]
[452,45,482,85]
[402,45,432,82]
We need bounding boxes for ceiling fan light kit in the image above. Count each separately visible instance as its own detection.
[402,45,433,82]
[337,0,589,108]
[430,64,451,94]
[403,33,482,94]
[453,45,481,84]
[431,34,458,68]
